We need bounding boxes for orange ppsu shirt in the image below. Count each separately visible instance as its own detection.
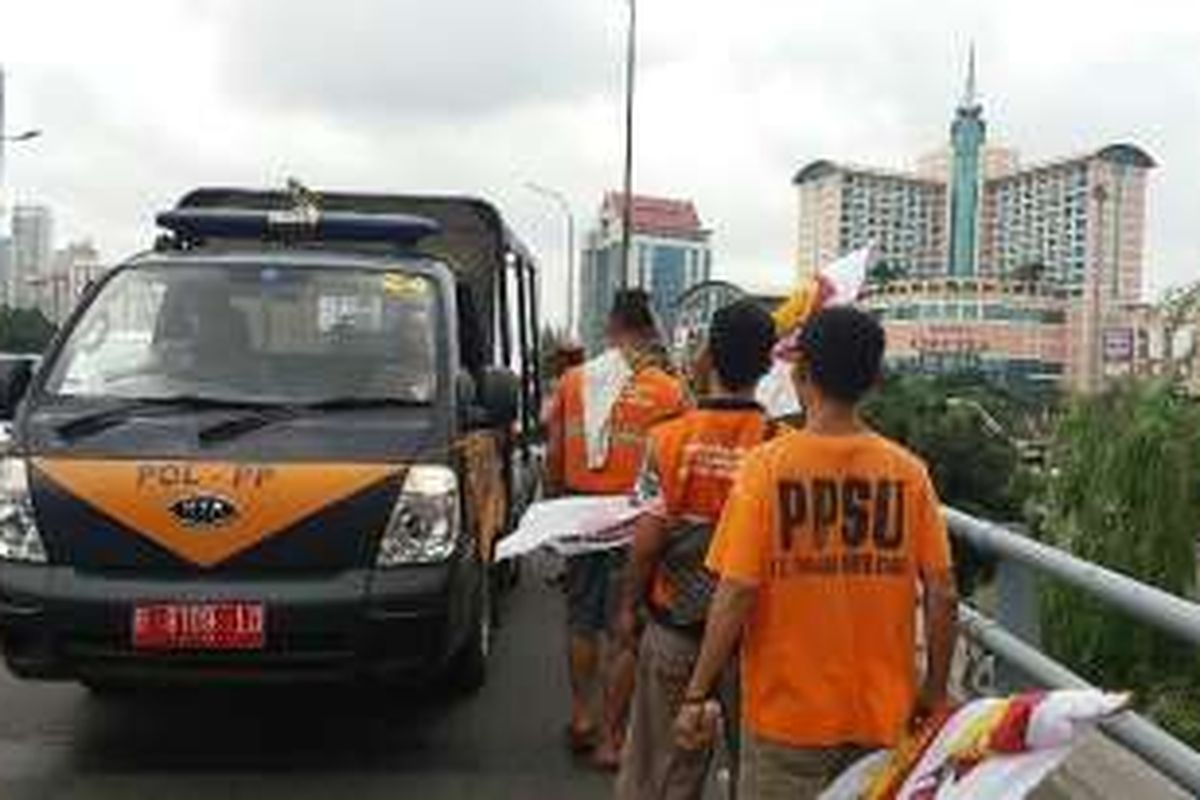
[643,399,768,613]
[707,429,952,749]
[549,360,687,495]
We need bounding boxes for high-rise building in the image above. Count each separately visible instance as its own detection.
[579,193,712,352]
[39,240,103,323]
[948,45,985,277]
[793,52,1155,392]
[795,162,946,280]
[11,204,52,310]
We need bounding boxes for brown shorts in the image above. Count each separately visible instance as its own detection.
[738,733,867,800]
[614,621,738,800]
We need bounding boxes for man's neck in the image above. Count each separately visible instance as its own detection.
[805,402,867,436]
[708,379,756,404]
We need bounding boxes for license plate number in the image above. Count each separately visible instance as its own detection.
[132,603,265,651]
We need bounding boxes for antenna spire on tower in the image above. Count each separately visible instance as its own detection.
[961,41,979,110]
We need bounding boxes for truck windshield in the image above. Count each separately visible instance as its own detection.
[42,263,440,405]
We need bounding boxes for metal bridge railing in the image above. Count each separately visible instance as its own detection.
[946,507,1200,795]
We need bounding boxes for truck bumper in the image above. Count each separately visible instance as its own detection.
[0,558,480,685]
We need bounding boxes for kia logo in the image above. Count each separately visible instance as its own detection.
[169,495,239,529]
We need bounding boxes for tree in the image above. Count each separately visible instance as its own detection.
[1040,381,1200,744]
[863,374,1035,595]
[864,374,1027,517]
[0,307,56,353]
[867,262,909,286]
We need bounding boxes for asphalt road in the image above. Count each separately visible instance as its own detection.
[0,556,614,800]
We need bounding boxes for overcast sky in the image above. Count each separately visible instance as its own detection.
[1,0,1197,326]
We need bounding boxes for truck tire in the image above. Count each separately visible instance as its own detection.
[447,570,491,695]
[82,678,139,698]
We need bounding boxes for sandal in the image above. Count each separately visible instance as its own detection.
[565,723,598,755]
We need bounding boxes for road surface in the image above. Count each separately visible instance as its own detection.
[0,556,614,800]
[0,554,1181,800]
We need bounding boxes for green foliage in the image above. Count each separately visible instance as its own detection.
[1040,381,1200,742]
[863,374,1045,596]
[867,262,909,285]
[0,307,55,354]
[863,373,1032,518]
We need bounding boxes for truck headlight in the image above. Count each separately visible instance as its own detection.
[376,465,459,566]
[0,459,46,564]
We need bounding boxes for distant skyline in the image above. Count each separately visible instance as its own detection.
[1,0,1196,326]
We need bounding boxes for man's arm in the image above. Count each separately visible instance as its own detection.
[687,579,756,699]
[911,467,958,723]
[918,568,959,717]
[675,578,756,749]
[674,453,770,749]
[543,385,566,497]
[615,512,672,649]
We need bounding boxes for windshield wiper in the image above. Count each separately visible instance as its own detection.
[55,396,274,442]
[302,396,430,410]
[197,396,428,445]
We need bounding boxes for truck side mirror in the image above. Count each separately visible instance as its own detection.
[477,367,519,428]
[455,371,486,430]
[0,359,35,422]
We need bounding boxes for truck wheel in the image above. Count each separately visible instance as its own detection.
[447,571,491,695]
[82,678,138,698]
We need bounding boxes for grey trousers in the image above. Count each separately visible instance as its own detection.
[614,621,738,800]
[738,733,865,800]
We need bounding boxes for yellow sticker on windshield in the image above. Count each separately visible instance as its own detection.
[382,273,429,298]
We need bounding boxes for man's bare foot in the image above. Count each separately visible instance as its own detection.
[565,723,597,755]
[591,740,621,772]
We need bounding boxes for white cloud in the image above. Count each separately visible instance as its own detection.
[1,0,1197,328]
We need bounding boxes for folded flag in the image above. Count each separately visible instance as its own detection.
[495,494,646,562]
[821,689,1130,800]
[757,246,873,418]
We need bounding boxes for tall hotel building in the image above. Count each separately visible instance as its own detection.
[579,193,712,353]
[794,51,1155,392]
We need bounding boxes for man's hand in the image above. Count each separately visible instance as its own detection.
[915,568,958,732]
[909,682,951,731]
[673,699,720,751]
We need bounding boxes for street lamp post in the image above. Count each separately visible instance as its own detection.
[526,182,577,340]
[0,129,42,185]
[620,0,637,288]
[1,130,41,142]
[1090,184,1109,394]
[946,397,1008,440]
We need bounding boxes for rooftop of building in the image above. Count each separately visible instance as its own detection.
[792,159,944,187]
[601,192,707,238]
[794,53,1155,188]
[794,142,1156,189]
[985,143,1157,183]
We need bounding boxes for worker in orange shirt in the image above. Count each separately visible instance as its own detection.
[675,307,959,799]
[545,289,688,759]
[614,300,776,800]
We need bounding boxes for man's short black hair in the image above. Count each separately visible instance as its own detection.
[798,307,885,405]
[608,289,657,335]
[709,300,775,391]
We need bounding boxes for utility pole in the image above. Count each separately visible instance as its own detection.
[619,0,637,288]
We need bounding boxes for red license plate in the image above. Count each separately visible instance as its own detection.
[133,603,265,651]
